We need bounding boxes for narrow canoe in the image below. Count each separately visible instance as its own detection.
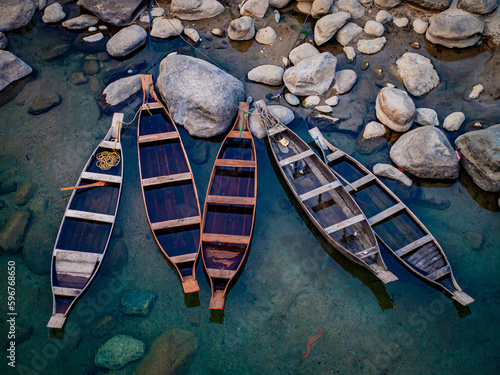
[48,112,124,329]
[309,127,474,306]
[201,102,257,309]
[137,75,201,294]
[255,100,397,284]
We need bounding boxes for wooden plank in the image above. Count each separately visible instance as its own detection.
[427,266,450,281]
[52,286,81,297]
[324,214,365,234]
[100,140,121,150]
[299,180,342,201]
[81,172,122,184]
[279,149,315,166]
[395,234,434,257]
[344,174,375,193]
[268,126,285,137]
[142,172,192,187]
[151,216,201,231]
[54,249,103,263]
[355,247,379,259]
[214,159,255,168]
[413,248,441,269]
[205,195,255,205]
[227,130,252,139]
[65,209,115,224]
[452,291,474,306]
[138,131,178,143]
[327,150,344,163]
[206,268,237,279]
[47,313,66,329]
[202,233,250,244]
[144,102,163,109]
[169,253,197,263]
[368,203,406,226]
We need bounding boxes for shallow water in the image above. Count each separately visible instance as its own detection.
[0,5,499,375]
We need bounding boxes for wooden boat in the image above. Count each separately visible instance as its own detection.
[200,102,257,309]
[255,100,397,284]
[309,127,474,306]
[48,113,124,329]
[137,75,201,294]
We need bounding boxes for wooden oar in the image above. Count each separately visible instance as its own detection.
[61,181,109,191]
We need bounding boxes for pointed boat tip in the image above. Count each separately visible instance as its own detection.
[181,276,200,294]
[452,291,475,306]
[209,290,226,310]
[47,313,67,330]
[377,270,399,284]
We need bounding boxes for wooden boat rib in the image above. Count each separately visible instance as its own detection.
[48,113,124,329]
[309,127,474,306]
[255,100,397,284]
[137,75,201,294]
[201,102,257,309]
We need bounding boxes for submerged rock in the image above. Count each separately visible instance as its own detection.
[106,25,147,57]
[121,290,157,316]
[28,93,61,115]
[62,15,99,30]
[95,335,145,370]
[0,32,7,50]
[0,50,33,92]
[77,0,146,26]
[363,121,386,139]
[42,3,66,24]
[396,52,440,97]
[247,64,284,86]
[0,210,31,253]
[332,69,357,94]
[375,87,415,132]
[171,0,224,21]
[389,126,459,179]
[91,315,119,338]
[373,163,413,186]
[228,17,255,41]
[157,54,245,138]
[455,124,500,192]
[249,105,294,139]
[0,0,36,32]
[136,328,198,375]
[69,72,88,85]
[43,44,70,61]
[314,12,351,46]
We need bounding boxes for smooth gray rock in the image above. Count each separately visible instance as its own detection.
[283,52,337,96]
[443,112,465,132]
[456,124,500,192]
[289,43,320,65]
[405,0,452,11]
[106,25,147,57]
[374,0,401,8]
[303,95,321,107]
[315,105,333,113]
[336,0,365,19]
[333,69,357,94]
[466,231,483,250]
[270,0,293,7]
[0,32,7,50]
[101,74,145,106]
[389,126,459,179]
[394,17,409,27]
[77,0,147,26]
[95,335,145,370]
[335,22,363,46]
[228,17,255,41]
[413,19,429,34]
[357,37,386,54]
[363,121,386,139]
[42,3,66,24]
[0,50,33,92]
[396,52,440,97]
[415,108,439,126]
[426,8,485,48]
[184,28,200,43]
[285,93,300,106]
[28,93,61,115]
[364,21,384,37]
[121,290,157,316]
[247,65,284,85]
[373,163,413,186]
[255,26,277,44]
[157,55,245,138]
[0,0,36,32]
[343,46,356,61]
[457,0,499,14]
[171,0,224,21]
[375,87,415,132]
[62,15,100,30]
[0,210,31,253]
[325,95,339,106]
[376,10,393,24]
[249,105,294,138]
[312,0,333,18]
[151,18,183,38]
[241,0,269,18]
[314,12,351,46]
[14,182,36,205]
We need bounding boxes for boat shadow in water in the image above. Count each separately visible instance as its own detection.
[264,142,394,311]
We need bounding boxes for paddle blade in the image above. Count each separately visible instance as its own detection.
[61,181,108,191]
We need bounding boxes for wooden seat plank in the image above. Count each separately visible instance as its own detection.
[279,149,315,166]
[205,195,256,205]
[55,249,100,280]
[206,268,237,279]
[142,172,192,187]
[368,203,406,226]
[355,247,379,259]
[65,209,115,224]
[345,174,376,193]
[100,140,121,150]
[144,102,163,109]
[427,266,450,281]
[52,286,82,297]
[395,234,434,257]
[169,253,197,264]
[214,159,255,168]
[151,216,200,231]
[326,150,344,163]
[54,249,103,263]
[81,172,122,184]
[299,181,342,201]
[324,214,365,234]
[227,130,252,139]
[202,233,251,244]
[138,132,178,143]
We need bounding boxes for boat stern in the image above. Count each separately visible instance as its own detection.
[181,275,200,294]
[452,290,474,306]
[209,290,226,310]
[47,313,67,329]
[377,270,399,284]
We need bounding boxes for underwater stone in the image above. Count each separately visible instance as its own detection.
[466,231,483,250]
[83,59,100,75]
[28,93,61,115]
[333,69,357,94]
[62,14,99,30]
[373,163,413,186]
[0,32,8,50]
[95,334,145,370]
[14,182,37,206]
[121,290,157,316]
[43,44,70,61]
[0,210,31,253]
[91,315,119,338]
[190,142,210,165]
[69,72,88,85]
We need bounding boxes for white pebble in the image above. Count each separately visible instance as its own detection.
[315,105,333,113]
[88,26,97,32]
[469,84,484,100]
[394,17,409,28]
[303,95,321,107]
[285,93,300,106]
[325,96,339,106]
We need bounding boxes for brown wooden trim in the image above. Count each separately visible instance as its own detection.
[279,149,315,166]
[368,203,406,226]
[227,130,252,139]
[151,215,201,231]
[205,195,256,205]
[206,268,236,279]
[202,233,251,244]
[170,253,197,263]
[138,131,179,143]
[142,172,192,187]
[214,159,255,168]
[324,214,365,234]
[395,234,434,257]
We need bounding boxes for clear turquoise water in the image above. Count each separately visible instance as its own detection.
[0,6,499,375]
